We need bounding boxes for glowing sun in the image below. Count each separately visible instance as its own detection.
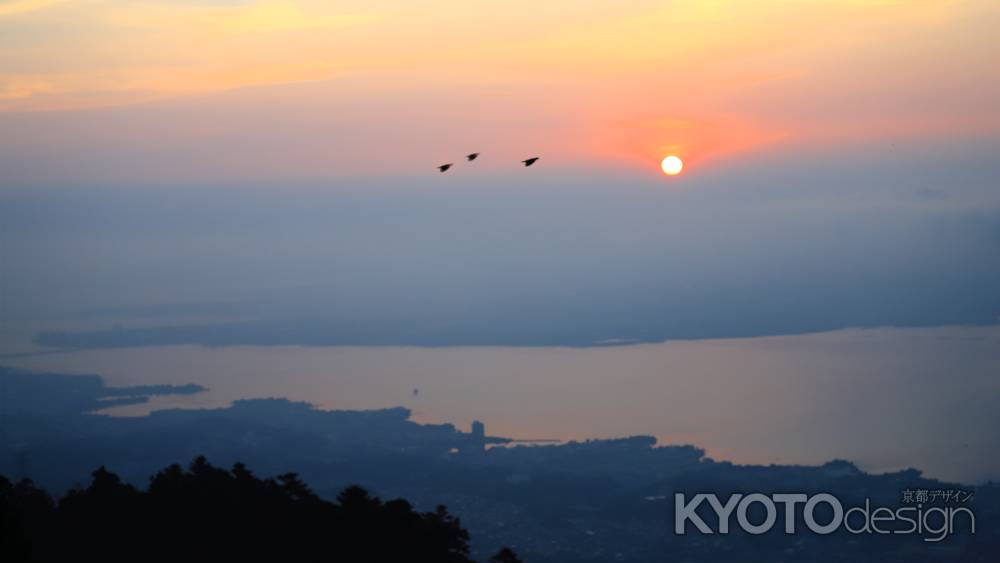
[660,155,684,176]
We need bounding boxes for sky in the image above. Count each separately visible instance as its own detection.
[1,0,999,350]
[1,0,998,180]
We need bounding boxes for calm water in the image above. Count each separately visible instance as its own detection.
[7,325,1000,483]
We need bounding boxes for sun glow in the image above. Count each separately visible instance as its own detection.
[661,155,684,176]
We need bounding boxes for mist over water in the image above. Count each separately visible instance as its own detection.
[2,132,998,492]
[7,324,998,484]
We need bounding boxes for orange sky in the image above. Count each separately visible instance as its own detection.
[1,0,998,179]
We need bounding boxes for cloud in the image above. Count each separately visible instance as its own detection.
[0,75,54,100]
[1,0,995,136]
[0,0,64,18]
[107,1,380,35]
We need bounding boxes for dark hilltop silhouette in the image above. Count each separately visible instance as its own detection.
[1,457,522,563]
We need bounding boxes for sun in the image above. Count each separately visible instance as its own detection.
[660,155,684,176]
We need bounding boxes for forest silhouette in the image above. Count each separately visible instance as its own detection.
[0,457,521,563]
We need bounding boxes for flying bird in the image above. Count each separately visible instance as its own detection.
[466,153,480,161]
[437,163,453,172]
[522,157,539,167]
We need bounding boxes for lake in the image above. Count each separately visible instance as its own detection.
[5,324,999,483]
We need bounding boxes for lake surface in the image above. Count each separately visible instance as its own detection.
[6,325,999,483]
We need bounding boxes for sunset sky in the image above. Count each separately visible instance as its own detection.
[1,1,999,351]
[1,0,997,182]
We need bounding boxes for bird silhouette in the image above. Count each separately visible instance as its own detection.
[466,153,480,161]
[437,163,453,172]
[521,157,539,167]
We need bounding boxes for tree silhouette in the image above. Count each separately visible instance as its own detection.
[489,546,524,563]
[0,457,509,563]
